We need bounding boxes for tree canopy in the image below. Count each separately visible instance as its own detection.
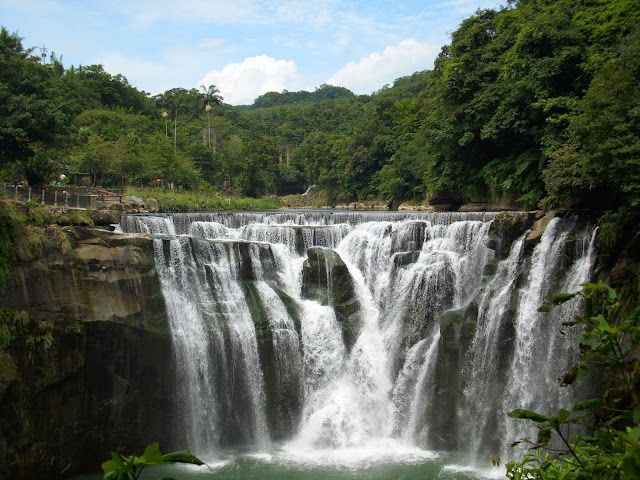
[0,0,638,222]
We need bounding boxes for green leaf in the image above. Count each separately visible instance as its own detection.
[508,409,549,423]
[621,446,640,477]
[161,450,204,465]
[633,404,640,423]
[549,409,571,429]
[550,293,579,305]
[101,460,119,474]
[110,452,124,466]
[603,284,617,302]
[143,442,163,464]
[537,427,552,446]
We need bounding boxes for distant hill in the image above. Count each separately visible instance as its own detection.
[244,84,355,110]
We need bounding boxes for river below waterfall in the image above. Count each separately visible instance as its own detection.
[112,210,596,479]
[78,445,504,479]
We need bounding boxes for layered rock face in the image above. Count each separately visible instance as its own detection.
[0,228,171,479]
[302,247,361,349]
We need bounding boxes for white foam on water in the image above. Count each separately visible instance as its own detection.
[275,440,439,469]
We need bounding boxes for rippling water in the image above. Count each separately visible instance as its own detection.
[77,445,507,480]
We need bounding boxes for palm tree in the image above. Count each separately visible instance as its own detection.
[155,89,190,149]
[162,111,169,137]
[170,94,188,149]
[199,84,223,151]
[205,104,212,147]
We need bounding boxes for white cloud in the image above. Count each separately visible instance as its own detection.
[326,39,439,95]
[198,55,303,105]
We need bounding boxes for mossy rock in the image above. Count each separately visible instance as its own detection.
[302,247,361,349]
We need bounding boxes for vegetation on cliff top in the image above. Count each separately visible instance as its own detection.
[123,187,279,212]
[0,199,92,291]
[1,0,638,223]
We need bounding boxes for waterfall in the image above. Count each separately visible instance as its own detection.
[120,211,596,465]
[458,233,528,459]
[497,217,595,459]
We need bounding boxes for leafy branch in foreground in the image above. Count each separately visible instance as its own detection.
[102,442,205,480]
[506,282,640,479]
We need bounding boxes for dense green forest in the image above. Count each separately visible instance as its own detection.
[1,0,639,225]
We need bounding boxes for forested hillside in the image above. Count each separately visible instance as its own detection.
[1,0,638,228]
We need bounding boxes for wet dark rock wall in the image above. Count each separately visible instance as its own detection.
[0,228,172,479]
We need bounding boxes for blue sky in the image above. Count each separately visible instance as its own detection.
[1,0,504,105]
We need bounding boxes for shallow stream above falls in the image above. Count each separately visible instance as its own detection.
[113,210,597,479]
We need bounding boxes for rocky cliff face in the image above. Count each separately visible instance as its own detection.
[0,228,171,479]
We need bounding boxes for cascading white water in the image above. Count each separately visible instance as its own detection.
[120,211,597,468]
[153,236,221,452]
[458,233,528,459]
[497,218,597,460]
[392,330,442,444]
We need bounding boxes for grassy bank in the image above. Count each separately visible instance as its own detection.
[124,187,280,212]
[279,190,335,209]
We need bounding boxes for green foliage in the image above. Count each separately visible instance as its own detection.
[506,282,640,479]
[0,28,69,168]
[13,226,49,262]
[0,200,25,290]
[0,199,91,292]
[24,201,52,226]
[44,224,76,254]
[124,187,279,212]
[0,308,54,362]
[25,319,54,362]
[102,442,204,480]
[64,209,95,227]
[1,0,639,211]
[595,208,639,253]
[250,84,354,109]
[62,64,154,115]
[0,308,29,351]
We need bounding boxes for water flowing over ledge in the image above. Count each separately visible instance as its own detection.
[120,210,597,476]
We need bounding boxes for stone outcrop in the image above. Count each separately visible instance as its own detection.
[525,211,556,245]
[487,211,545,258]
[0,227,171,479]
[302,247,361,349]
